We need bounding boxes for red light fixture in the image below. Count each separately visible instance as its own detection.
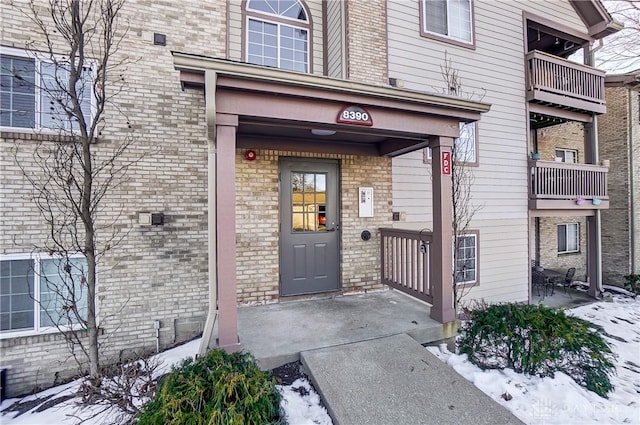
[244,150,257,161]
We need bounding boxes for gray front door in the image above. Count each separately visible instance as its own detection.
[280,158,340,296]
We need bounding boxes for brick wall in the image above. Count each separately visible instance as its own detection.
[0,0,225,397]
[600,85,640,281]
[536,121,585,162]
[345,0,388,85]
[1,0,396,398]
[537,216,588,281]
[535,122,587,281]
[235,149,392,302]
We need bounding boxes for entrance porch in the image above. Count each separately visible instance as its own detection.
[236,289,445,370]
[172,53,490,354]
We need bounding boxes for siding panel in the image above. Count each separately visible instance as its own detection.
[389,0,590,303]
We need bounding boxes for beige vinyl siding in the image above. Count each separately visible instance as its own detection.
[388,0,589,303]
[325,0,344,78]
[227,0,324,75]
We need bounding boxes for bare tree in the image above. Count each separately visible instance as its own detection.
[597,0,640,72]
[438,52,483,312]
[8,0,134,382]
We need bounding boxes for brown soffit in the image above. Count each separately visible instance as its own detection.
[172,52,491,117]
[569,0,624,39]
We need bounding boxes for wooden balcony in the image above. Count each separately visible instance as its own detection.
[526,50,606,116]
[529,160,609,211]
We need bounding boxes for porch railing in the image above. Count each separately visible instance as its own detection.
[526,50,605,111]
[529,160,608,200]
[380,228,433,304]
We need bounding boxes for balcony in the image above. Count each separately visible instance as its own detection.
[529,160,609,211]
[526,50,606,121]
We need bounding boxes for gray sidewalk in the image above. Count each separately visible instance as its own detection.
[301,333,525,425]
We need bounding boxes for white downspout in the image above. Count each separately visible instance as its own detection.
[199,71,218,356]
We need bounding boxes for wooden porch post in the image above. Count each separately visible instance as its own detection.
[216,113,241,351]
[430,136,456,323]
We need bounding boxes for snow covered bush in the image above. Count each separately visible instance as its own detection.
[457,303,616,397]
[136,349,281,424]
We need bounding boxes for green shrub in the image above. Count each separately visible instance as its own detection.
[457,303,616,398]
[137,349,281,425]
[623,274,640,297]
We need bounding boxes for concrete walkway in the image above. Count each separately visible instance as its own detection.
[301,334,525,425]
[238,290,445,370]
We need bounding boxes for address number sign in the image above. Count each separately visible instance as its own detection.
[337,105,373,126]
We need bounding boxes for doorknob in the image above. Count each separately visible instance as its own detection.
[326,223,340,232]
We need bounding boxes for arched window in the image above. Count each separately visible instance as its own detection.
[246,0,309,72]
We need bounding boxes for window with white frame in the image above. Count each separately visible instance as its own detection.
[422,0,473,44]
[0,48,93,131]
[246,0,309,73]
[557,223,579,253]
[455,234,477,284]
[424,122,477,163]
[555,148,577,163]
[0,254,88,336]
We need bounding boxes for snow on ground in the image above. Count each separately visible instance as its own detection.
[0,337,331,425]
[1,296,638,425]
[427,296,640,425]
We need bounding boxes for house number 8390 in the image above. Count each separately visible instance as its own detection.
[341,110,368,122]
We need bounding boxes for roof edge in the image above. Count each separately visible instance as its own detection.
[569,0,623,39]
[172,53,491,115]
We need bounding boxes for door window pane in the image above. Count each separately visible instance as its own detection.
[291,172,327,232]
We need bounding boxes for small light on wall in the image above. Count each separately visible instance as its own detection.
[311,129,336,136]
[151,213,164,225]
[139,212,164,226]
[244,150,257,161]
[388,77,404,88]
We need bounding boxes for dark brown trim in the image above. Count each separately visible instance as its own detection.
[418,0,476,50]
[225,0,231,59]
[238,134,380,156]
[344,0,350,80]
[322,0,328,76]
[528,103,593,123]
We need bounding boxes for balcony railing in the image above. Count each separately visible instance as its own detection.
[380,228,433,304]
[529,160,609,210]
[526,50,606,114]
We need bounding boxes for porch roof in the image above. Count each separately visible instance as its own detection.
[173,53,491,157]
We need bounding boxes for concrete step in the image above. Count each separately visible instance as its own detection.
[301,333,524,425]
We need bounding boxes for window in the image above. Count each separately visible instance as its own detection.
[555,148,577,163]
[557,223,579,253]
[0,254,88,337]
[0,47,93,131]
[422,0,473,44]
[424,122,477,164]
[455,233,478,284]
[246,0,309,72]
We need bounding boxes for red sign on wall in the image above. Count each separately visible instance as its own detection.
[441,151,451,175]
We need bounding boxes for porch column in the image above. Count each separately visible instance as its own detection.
[585,114,603,297]
[216,113,241,351]
[430,136,456,323]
